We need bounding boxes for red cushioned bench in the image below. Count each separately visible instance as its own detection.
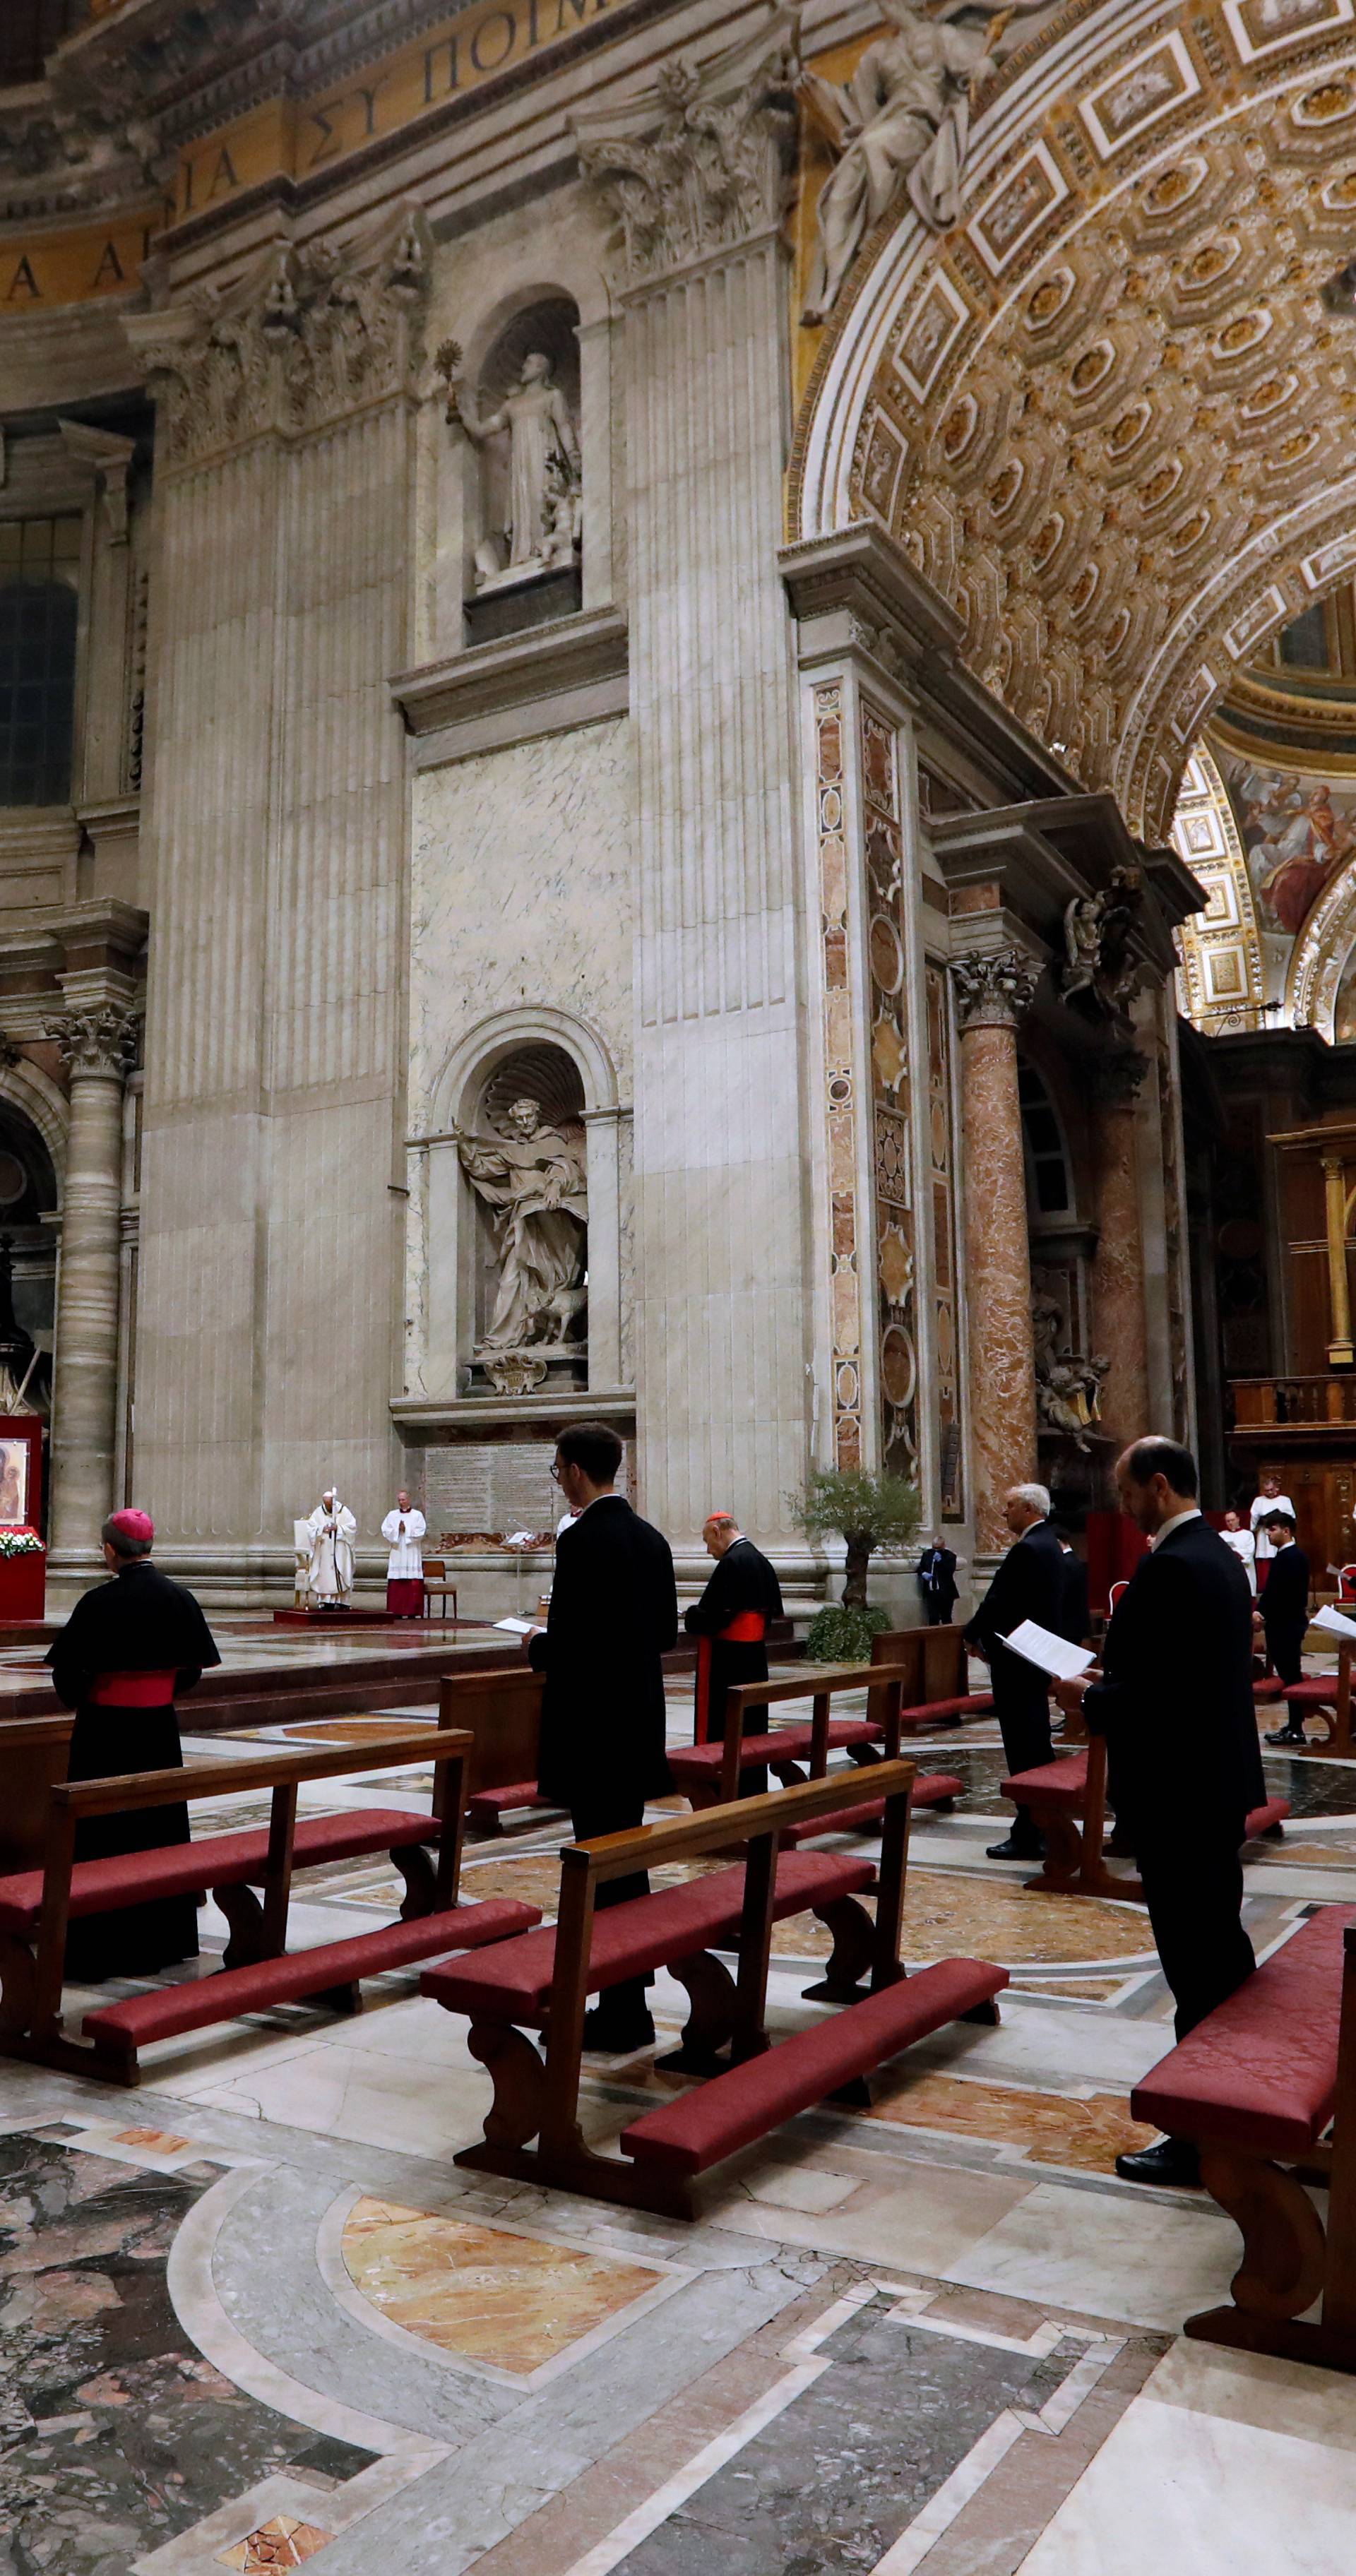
[1131,1907,1356,2376]
[428,1756,1004,2218]
[666,1659,916,1811]
[0,1724,540,2084]
[1261,1652,1352,1756]
[1001,1738,1289,1903]
[620,1956,1008,2183]
[780,1772,964,1844]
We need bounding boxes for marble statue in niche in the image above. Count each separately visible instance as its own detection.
[799,0,1059,322]
[456,1096,588,1358]
[443,342,582,591]
[1032,1291,1109,1453]
[1058,866,1143,1026]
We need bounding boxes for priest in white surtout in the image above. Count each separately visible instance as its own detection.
[305,1488,357,1607]
[381,1490,427,1618]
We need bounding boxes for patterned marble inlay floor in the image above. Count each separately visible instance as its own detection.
[340,2200,667,2374]
[862,2072,1160,2170]
[215,2515,333,2570]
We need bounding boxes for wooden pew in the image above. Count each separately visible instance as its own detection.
[1000,1739,1288,1902]
[0,1716,73,1874]
[0,1727,540,2084]
[1134,1907,1356,2375]
[422,1758,1006,2218]
[666,1659,964,1819]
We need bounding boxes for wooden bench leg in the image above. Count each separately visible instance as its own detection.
[769,1759,808,1788]
[802,1895,879,2003]
[393,1845,438,1919]
[1196,2149,1328,2327]
[214,1884,271,1969]
[0,1933,37,2040]
[656,1951,738,2073]
[460,2018,549,2152]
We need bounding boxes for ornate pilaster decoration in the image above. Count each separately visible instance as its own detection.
[950,952,1040,1032]
[49,1010,140,1083]
[127,199,431,471]
[1086,1042,1149,1108]
[571,9,800,286]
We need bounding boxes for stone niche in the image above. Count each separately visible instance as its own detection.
[461,294,583,645]
[459,1038,589,1395]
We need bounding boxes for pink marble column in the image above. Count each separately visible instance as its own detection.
[953,955,1040,1556]
[1089,1045,1150,1450]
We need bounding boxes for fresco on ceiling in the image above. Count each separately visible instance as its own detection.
[1220,756,1356,939]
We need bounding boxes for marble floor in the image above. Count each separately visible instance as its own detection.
[4,1671,1355,2572]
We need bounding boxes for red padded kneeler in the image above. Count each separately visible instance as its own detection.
[667,1719,880,1787]
[1131,1905,1355,2157]
[1245,1796,1289,1839]
[780,1774,963,1844]
[421,1849,876,2027]
[620,1956,1010,2177]
[1001,1752,1089,1808]
[81,1897,540,2053]
[0,1807,442,1938]
[898,1694,994,1727]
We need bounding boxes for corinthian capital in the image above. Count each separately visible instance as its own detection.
[50,1008,139,1082]
[126,199,431,470]
[951,951,1040,1031]
[571,8,799,286]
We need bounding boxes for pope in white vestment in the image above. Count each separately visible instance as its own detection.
[381,1493,426,1617]
[305,1489,357,1605]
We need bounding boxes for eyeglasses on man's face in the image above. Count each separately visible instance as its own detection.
[549,1460,564,1484]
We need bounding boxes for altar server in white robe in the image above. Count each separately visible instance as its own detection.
[382,1491,426,1617]
[305,1489,356,1606]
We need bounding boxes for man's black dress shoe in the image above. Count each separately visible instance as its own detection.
[582,2006,655,2052]
[1115,2136,1201,2188]
[985,1835,1044,1862]
[1263,1723,1307,1747]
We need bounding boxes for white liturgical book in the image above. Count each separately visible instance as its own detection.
[493,1615,536,1635]
[1312,1605,1356,1645]
[1001,1620,1096,1683]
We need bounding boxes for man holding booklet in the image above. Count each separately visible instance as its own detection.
[1052,1435,1261,2189]
[965,1482,1065,1861]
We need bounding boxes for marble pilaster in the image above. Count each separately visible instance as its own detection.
[47,1004,137,1566]
[1088,1043,1151,1451]
[952,954,1039,1555]
[574,19,805,1547]
[126,208,429,1578]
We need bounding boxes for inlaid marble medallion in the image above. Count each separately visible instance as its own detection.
[339,2201,666,2375]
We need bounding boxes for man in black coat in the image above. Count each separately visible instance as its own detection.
[965,1483,1065,1861]
[47,1508,220,1979]
[916,1535,958,1626]
[1259,1511,1312,1748]
[528,1421,677,2051]
[684,1512,783,1794]
[1060,1436,1261,2188]
[1055,1532,1091,1647]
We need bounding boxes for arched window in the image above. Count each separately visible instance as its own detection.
[1018,1063,1074,1218]
[0,517,81,807]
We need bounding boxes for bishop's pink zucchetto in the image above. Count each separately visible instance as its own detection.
[107,1508,154,1545]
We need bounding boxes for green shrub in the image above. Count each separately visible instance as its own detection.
[789,1467,922,1605]
[804,1602,892,1664]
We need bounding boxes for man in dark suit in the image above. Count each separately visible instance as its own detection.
[1054,1530,1091,1647]
[684,1511,783,1794]
[1259,1511,1312,1748]
[1059,1436,1262,2188]
[916,1535,958,1626]
[528,1421,677,2051]
[965,1482,1065,1861]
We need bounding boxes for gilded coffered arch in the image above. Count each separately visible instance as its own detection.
[790,0,1356,842]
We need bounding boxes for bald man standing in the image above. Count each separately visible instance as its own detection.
[684,1513,783,1794]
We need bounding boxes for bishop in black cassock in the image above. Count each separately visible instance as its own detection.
[47,1510,220,1980]
[684,1515,783,1794]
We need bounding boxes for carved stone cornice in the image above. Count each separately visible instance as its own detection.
[571,8,799,290]
[124,199,431,470]
[49,1008,140,1084]
[1086,1043,1149,1109]
[951,952,1040,1033]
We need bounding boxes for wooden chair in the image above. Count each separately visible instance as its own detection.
[422,1557,458,1623]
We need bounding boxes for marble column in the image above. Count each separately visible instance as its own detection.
[952,954,1040,1556]
[1088,1043,1151,1448]
[574,25,805,1548]
[47,1007,137,1566]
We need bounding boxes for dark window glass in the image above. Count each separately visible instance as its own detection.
[1018,1063,1072,1217]
[0,517,81,809]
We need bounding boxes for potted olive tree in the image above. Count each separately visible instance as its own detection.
[792,1466,921,1662]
